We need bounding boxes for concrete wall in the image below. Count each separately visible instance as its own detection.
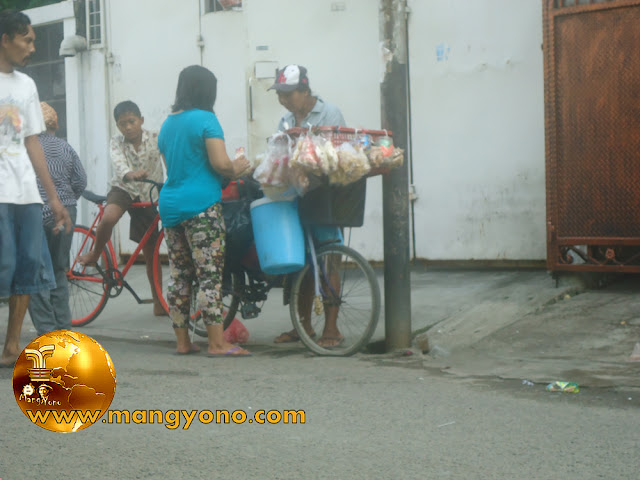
[240,0,383,259]
[31,0,548,262]
[102,0,384,258]
[408,0,546,260]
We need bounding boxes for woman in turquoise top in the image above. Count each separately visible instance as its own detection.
[158,65,251,356]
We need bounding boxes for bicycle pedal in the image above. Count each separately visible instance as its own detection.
[241,303,261,319]
[140,299,154,304]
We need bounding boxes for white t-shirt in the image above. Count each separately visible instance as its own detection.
[0,70,46,204]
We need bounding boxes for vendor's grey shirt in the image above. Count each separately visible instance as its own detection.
[277,96,346,130]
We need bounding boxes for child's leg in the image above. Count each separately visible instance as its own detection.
[78,203,125,264]
[129,204,164,315]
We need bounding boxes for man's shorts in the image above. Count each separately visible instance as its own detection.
[0,203,56,298]
[107,186,159,244]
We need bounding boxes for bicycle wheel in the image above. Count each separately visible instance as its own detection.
[152,231,243,337]
[290,244,380,356]
[68,225,113,327]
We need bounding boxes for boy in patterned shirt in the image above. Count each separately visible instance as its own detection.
[78,100,166,315]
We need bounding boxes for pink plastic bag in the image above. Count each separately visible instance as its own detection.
[223,317,250,344]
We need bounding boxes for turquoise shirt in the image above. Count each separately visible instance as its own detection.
[158,109,225,227]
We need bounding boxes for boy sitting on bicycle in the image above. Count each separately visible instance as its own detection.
[78,100,166,316]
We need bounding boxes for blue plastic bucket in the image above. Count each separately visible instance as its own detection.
[250,197,305,275]
[311,225,343,245]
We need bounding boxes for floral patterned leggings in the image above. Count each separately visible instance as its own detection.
[164,203,226,329]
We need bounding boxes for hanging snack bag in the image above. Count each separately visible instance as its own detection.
[316,135,339,174]
[357,133,373,153]
[378,134,395,157]
[367,132,404,170]
[368,145,404,169]
[253,133,291,188]
[329,141,371,185]
[291,133,333,175]
[288,164,311,196]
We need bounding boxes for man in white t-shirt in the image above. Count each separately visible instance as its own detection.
[0,10,72,367]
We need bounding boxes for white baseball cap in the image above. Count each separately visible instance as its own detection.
[268,65,310,92]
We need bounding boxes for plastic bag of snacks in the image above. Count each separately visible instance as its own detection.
[291,134,320,173]
[368,146,404,169]
[367,134,404,169]
[329,141,370,186]
[318,136,339,174]
[253,133,292,188]
[357,132,373,154]
[288,164,311,196]
[291,133,339,175]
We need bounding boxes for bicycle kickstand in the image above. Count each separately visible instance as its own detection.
[306,229,323,315]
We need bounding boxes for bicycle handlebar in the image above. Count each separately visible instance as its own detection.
[130,178,164,205]
[133,178,164,189]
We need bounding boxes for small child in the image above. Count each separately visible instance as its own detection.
[78,100,166,315]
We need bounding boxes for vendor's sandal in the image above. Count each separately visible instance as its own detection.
[316,336,345,348]
[273,329,316,344]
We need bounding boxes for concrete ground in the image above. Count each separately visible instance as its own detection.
[1,265,639,479]
[411,268,640,391]
[4,265,639,391]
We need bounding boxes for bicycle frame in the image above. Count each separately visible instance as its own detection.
[69,199,161,299]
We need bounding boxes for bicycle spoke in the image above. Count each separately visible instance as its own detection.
[69,226,111,326]
[291,244,380,356]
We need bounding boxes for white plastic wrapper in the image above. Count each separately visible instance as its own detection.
[291,134,337,175]
[318,136,339,174]
[253,133,292,187]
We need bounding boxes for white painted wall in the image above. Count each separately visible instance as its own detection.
[25,1,107,229]
[55,0,547,262]
[242,0,383,260]
[408,0,546,260]
[103,0,201,255]
[101,0,384,258]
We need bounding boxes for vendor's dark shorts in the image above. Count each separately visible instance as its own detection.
[107,186,159,244]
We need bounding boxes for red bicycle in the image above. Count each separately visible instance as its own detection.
[67,180,241,328]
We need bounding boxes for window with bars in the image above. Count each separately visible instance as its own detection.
[20,22,67,139]
[87,0,102,46]
[205,0,242,13]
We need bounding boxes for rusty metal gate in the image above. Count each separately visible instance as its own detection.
[544,0,640,272]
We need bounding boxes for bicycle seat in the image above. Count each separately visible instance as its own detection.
[82,190,107,205]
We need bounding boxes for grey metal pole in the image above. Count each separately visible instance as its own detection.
[380,0,412,351]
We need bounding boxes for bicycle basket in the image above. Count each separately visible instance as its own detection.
[284,126,391,227]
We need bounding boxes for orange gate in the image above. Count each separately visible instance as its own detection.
[544,0,640,272]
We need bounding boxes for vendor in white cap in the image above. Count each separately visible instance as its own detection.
[269,64,345,130]
[270,64,346,348]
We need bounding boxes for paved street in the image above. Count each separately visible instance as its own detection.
[0,266,639,479]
